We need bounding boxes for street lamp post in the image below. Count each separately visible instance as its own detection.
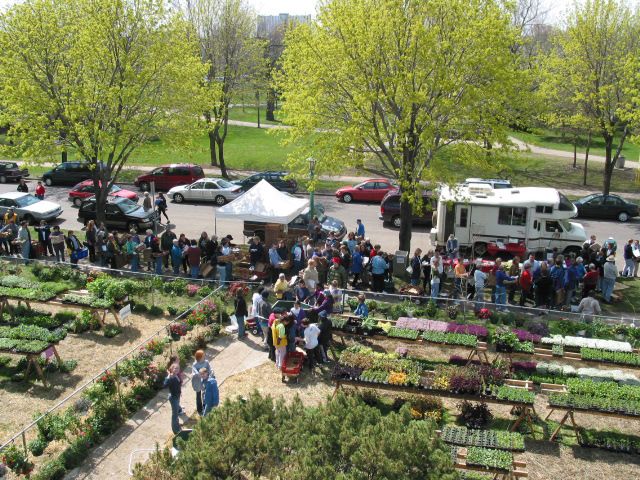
[308,157,316,220]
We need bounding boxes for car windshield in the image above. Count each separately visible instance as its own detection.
[217,179,234,189]
[117,199,139,214]
[4,163,18,169]
[15,195,40,207]
[559,219,573,232]
[109,185,122,193]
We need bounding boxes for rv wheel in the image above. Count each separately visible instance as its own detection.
[474,243,487,256]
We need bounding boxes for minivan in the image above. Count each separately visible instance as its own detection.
[42,162,100,186]
[379,190,435,228]
[134,164,205,191]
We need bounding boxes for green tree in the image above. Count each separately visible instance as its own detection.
[134,392,456,479]
[0,0,205,223]
[184,0,265,177]
[278,0,521,251]
[545,0,640,195]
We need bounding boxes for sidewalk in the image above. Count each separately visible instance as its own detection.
[65,334,267,480]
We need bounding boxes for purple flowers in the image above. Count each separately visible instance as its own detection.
[513,329,542,343]
[396,317,448,332]
[512,361,538,373]
[447,323,488,339]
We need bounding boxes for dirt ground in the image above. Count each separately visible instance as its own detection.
[0,300,173,443]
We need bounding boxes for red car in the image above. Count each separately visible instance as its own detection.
[335,178,397,203]
[68,180,139,207]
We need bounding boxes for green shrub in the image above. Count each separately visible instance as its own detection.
[166,305,179,316]
[28,437,48,456]
[133,302,148,313]
[53,311,77,324]
[31,458,66,480]
[425,300,438,317]
[104,325,123,338]
[148,305,164,317]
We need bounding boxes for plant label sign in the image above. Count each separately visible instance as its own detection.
[119,304,131,322]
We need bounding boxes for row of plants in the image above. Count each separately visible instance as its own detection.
[0,324,66,343]
[0,275,68,295]
[581,347,640,367]
[395,317,489,338]
[0,338,50,354]
[1,307,73,330]
[440,426,525,451]
[387,327,420,340]
[60,293,113,309]
[549,378,640,416]
[422,331,478,348]
[0,286,57,302]
[511,360,640,386]
[542,334,632,352]
[579,428,640,455]
[464,446,513,472]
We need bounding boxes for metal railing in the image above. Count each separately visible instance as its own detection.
[0,265,239,455]
[339,287,639,326]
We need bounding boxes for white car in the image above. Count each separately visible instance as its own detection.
[168,178,243,206]
[0,192,63,223]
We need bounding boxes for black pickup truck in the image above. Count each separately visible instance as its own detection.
[243,204,346,242]
[0,162,29,184]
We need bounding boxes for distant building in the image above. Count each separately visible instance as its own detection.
[257,13,311,38]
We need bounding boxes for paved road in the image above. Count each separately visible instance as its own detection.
[1,181,638,271]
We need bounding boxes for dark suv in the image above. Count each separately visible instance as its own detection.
[233,171,297,193]
[379,190,435,228]
[77,197,158,231]
[42,162,100,186]
[0,162,29,184]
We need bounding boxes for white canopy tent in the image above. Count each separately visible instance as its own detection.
[215,179,309,224]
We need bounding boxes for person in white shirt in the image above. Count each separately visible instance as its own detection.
[473,261,487,307]
[578,291,601,318]
[251,286,264,317]
[300,319,321,370]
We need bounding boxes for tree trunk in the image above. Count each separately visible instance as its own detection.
[266,88,276,121]
[215,135,228,178]
[603,135,614,195]
[572,135,577,169]
[398,195,413,252]
[94,164,108,224]
[583,131,592,186]
[208,130,218,167]
[256,90,261,129]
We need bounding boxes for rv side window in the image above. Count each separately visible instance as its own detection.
[498,207,527,226]
[459,208,468,227]
[535,205,552,214]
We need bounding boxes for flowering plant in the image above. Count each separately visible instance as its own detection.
[169,323,188,337]
[186,284,201,297]
[512,329,542,343]
[145,338,166,355]
[446,304,459,320]
[187,300,218,326]
[98,370,116,393]
[227,282,250,298]
[476,308,492,320]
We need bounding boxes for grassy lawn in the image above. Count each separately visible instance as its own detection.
[510,127,640,160]
[227,106,285,125]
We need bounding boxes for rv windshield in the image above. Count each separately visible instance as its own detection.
[559,219,573,232]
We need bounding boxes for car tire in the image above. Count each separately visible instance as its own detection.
[214,195,226,206]
[23,214,35,225]
[173,193,184,204]
[127,221,139,232]
[391,215,401,228]
[139,181,150,192]
[44,177,53,187]
[73,198,83,207]
[0,175,6,184]
[618,211,630,222]
[342,193,353,203]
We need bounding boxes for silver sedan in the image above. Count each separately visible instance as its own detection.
[167,178,244,206]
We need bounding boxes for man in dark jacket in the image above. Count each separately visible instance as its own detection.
[249,236,265,267]
[318,311,332,363]
[34,220,54,256]
[160,227,177,268]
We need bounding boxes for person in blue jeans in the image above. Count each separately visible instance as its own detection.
[200,368,219,416]
[163,364,182,434]
[234,288,247,338]
[495,265,516,308]
[171,239,183,275]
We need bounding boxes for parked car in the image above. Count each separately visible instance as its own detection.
[134,164,204,191]
[68,180,139,207]
[0,192,63,224]
[379,190,435,228]
[233,171,297,193]
[77,197,158,231]
[0,162,29,184]
[335,178,397,203]
[167,178,243,205]
[42,161,101,186]
[463,178,513,189]
[243,204,346,241]
[573,193,639,222]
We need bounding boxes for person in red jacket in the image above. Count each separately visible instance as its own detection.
[35,181,45,200]
[519,262,533,306]
[582,263,599,299]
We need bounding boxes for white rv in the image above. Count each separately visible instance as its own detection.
[430,185,587,256]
